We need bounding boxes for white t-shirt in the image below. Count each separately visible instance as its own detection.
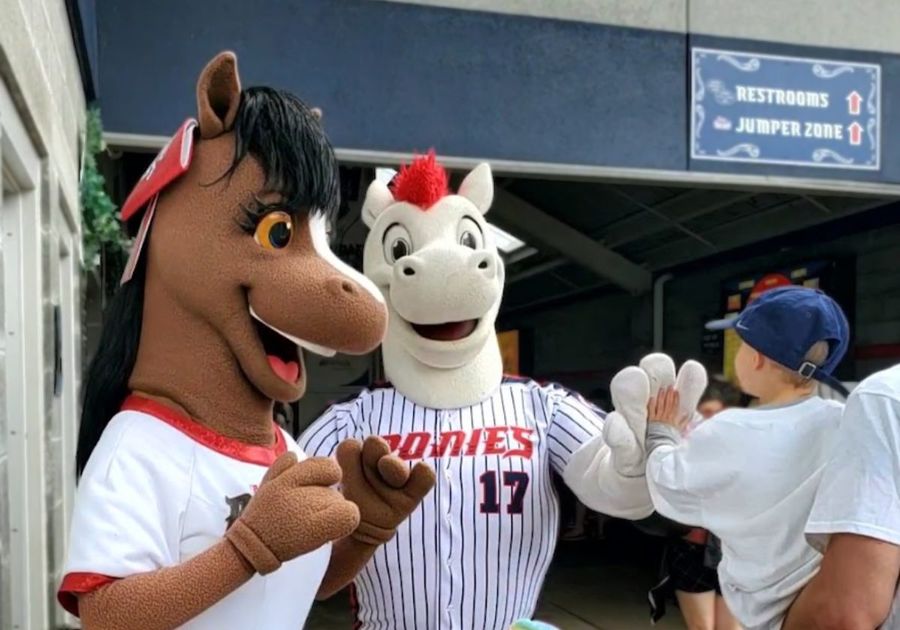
[805,364,900,628]
[58,395,330,629]
[646,396,843,629]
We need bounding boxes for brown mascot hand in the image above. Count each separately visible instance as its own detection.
[225,452,360,575]
[336,437,436,545]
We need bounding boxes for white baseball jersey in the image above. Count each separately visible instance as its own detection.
[805,364,900,629]
[300,376,638,630]
[59,395,330,629]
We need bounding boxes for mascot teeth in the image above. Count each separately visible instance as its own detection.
[249,306,337,357]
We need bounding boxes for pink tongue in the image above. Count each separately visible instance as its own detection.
[267,355,300,383]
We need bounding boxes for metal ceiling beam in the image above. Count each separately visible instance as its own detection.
[645,197,890,270]
[504,196,892,318]
[492,188,651,294]
[502,278,610,318]
[603,189,754,248]
[508,258,567,284]
[802,196,833,214]
[607,188,714,247]
[507,188,752,285]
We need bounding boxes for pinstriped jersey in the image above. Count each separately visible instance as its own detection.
[299,377,606,630]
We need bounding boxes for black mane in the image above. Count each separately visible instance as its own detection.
[230,86,340,223]
[76,255,145,477]
[76,86,338,478]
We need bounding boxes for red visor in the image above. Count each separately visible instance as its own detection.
[119,119,197,285]
[120,118,198,222]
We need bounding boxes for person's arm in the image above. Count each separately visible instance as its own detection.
[786,387,900,629]
[645,388,733,528]
[784,533,900,630]
[545,386,654,519]
[78,539,254,630]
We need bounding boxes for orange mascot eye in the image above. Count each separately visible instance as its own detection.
[254,212,293,250]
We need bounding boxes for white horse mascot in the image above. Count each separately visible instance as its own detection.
[300,151,707,630]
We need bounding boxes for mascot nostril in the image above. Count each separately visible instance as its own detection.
[402,266,416,276]
[328,277,357,297]
[475,254,493,272]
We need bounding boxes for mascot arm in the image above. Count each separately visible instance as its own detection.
[561,434,654,519]
[546,387,654,519]
[317,437,436,599]
[318,536,381,600]
[78,539,255,630]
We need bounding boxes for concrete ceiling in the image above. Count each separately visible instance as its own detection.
[485,175,898,315]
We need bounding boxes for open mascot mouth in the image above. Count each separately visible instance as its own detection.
[410,319,479,342]
[249,306,337,384]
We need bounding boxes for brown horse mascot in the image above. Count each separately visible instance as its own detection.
[58,51,434,629]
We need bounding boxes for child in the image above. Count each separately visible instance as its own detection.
[645,286,849,630]
[649,377,744,630]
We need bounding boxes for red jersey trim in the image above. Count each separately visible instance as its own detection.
[121,395,287,466]
[57,572,119,616]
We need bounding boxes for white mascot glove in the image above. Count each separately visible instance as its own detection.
[602,353,708,477]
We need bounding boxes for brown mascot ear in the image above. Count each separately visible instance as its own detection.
[196,51,242,139]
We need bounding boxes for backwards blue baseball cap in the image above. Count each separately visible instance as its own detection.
[705,286,850,395]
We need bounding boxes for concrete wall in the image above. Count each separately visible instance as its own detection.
[0,0,85,628]
[94,0,900,185]
[379,0,687,31]
[95,0,687,173]
[391,0,900,54]
[0,0,85,212]
[689,0,900,55]
[0,172,8,630]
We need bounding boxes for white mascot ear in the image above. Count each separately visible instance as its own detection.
[458,163,493,215]
[361,179,395,228]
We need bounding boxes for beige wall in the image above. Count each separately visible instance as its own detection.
[0,0,86,213]
[0,1,85,629]
[689,0,900,55]
[379,0,686,31]
[386,0,900,53]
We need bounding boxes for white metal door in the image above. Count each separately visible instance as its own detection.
[1,73,48,630]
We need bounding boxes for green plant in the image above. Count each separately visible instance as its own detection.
[80,107,129,272]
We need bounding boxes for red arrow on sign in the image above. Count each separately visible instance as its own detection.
[847,91,862,115]
[848,121,863,145]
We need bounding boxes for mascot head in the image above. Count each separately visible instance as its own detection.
[77,51,388,474]
[361,152,504,408]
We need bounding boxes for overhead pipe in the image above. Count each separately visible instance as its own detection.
[652,273,674,351]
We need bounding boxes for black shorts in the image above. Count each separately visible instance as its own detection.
[668,539,721,594]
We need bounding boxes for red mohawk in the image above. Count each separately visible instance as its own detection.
[390,150,449,210]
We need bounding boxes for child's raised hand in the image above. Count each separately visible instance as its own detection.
[648,386,689,432]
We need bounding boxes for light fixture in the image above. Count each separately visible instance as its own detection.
[488,223,526,254]
[374,167,397,184]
